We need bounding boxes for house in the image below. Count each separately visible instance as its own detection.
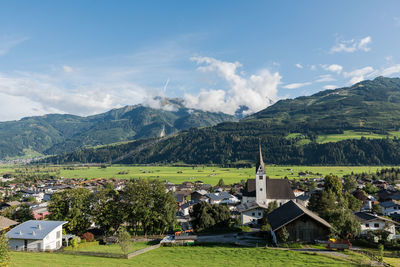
[0,216,19,233]
[293,188,305,197]
[6,220,67,251]
[205,191,239,205]
[191,190,208,201]
[267,200,332,243]
[179,200,200,216]
[237,202,268,225]
[354,212,400,240]
[380,201,400,216]
[241,145,295,206]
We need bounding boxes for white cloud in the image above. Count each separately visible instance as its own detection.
[315,74,336,83]
[184,56,281,115]
[330,36,372,53]
[62,65,74,73]
[283,82,312,89]
[0,36,28,56]
[295,63,303,69]
[381,64,400,76]
[321,64,343,74]
[310,65,317,71]
[343,66,375,84]
[0,70,148,121]
[385,56,393,62]
[323,85,338,90]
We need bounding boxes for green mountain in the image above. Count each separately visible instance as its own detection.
[46,76,400,166]
[0,98,236,159]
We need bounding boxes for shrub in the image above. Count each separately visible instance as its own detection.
[81,232,95,242]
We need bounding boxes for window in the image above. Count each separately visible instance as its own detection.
[56,231,61,239]
[259,176,263,180]
[365,223,369,228]
[258,212,261,216]
[252,212,255,216]
[374,223,379,228]
[260,188,263,191]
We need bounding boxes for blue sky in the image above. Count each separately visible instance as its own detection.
[0,0,400,120]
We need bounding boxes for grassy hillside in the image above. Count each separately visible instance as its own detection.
[10,246,358,267]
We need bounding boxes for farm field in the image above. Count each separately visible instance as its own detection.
[0,165,397,185]
[10,246,358,267]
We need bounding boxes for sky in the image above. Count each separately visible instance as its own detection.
[0,0,400,121]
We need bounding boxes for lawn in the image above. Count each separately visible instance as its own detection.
[384,257,400,267]
[63,241,155,254]
[316,130,388,143]
[0,165,397,185]
[10,246,358,267]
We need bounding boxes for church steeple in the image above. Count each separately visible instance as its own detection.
[256,142,265,174]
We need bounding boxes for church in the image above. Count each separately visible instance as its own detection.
[238,145,296,225]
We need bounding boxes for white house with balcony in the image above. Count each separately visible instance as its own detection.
[354,212,399,240]
[6,220,67,251]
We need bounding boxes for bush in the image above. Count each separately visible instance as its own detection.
[81,232,95,242]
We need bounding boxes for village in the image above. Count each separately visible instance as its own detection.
[0,148,400,266]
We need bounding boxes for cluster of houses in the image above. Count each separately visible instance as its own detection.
[172,147,400,243]
[1,147,400,250]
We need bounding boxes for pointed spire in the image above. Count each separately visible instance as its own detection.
[256,141,265,174]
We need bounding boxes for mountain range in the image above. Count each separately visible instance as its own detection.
[45,76,400,166]
[0,98,236,159]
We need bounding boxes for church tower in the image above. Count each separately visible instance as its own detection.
[255,143,267,204]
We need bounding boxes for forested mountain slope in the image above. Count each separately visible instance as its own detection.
[0,98,236,159]
[45,77,400,166]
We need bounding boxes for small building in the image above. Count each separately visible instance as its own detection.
[267,200,332,243]
[354,212,400,240]
[237,202,268,226]
[379,201,400,216]
[6,220,67,251]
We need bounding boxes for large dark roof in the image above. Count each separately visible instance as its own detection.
[267,200,331,231]
[243,178,295,200]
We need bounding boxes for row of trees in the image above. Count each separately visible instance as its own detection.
[48,179,177,236]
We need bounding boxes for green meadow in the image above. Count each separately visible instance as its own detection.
[64,241,155,254]
[0,164,396,185]
[10,246,359,267]
[286,130,400,145]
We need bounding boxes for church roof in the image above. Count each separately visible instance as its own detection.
[242,178,296,200]
[267,200,331,232]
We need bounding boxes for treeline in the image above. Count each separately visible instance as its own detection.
[48,179,177,236]
[45,128,400,165]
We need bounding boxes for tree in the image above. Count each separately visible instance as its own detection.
[49,188,92,235]
[343,175,357,193]
[1,204,34,223]
[92,184,125,235]
[0,232,10,267]
[190,202,232,232]
[277,226,289,243]
[377,244,384,262]
[346,193,362,212]
[324,209,361,239]
[118,229,132,256]
[372,203,382,214]
[216,178,226,187]
[324,175,343,196]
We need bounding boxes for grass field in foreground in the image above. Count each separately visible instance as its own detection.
[384,257,400,267]
[11,246,358,267]
[64,241,154,254]
[1,165,397,185]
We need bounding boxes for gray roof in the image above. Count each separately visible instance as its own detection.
[267,200,331,232]
[380,201,399,208]
[0,216,19,230]
[6,220,67,240]
[354,212,400,225]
